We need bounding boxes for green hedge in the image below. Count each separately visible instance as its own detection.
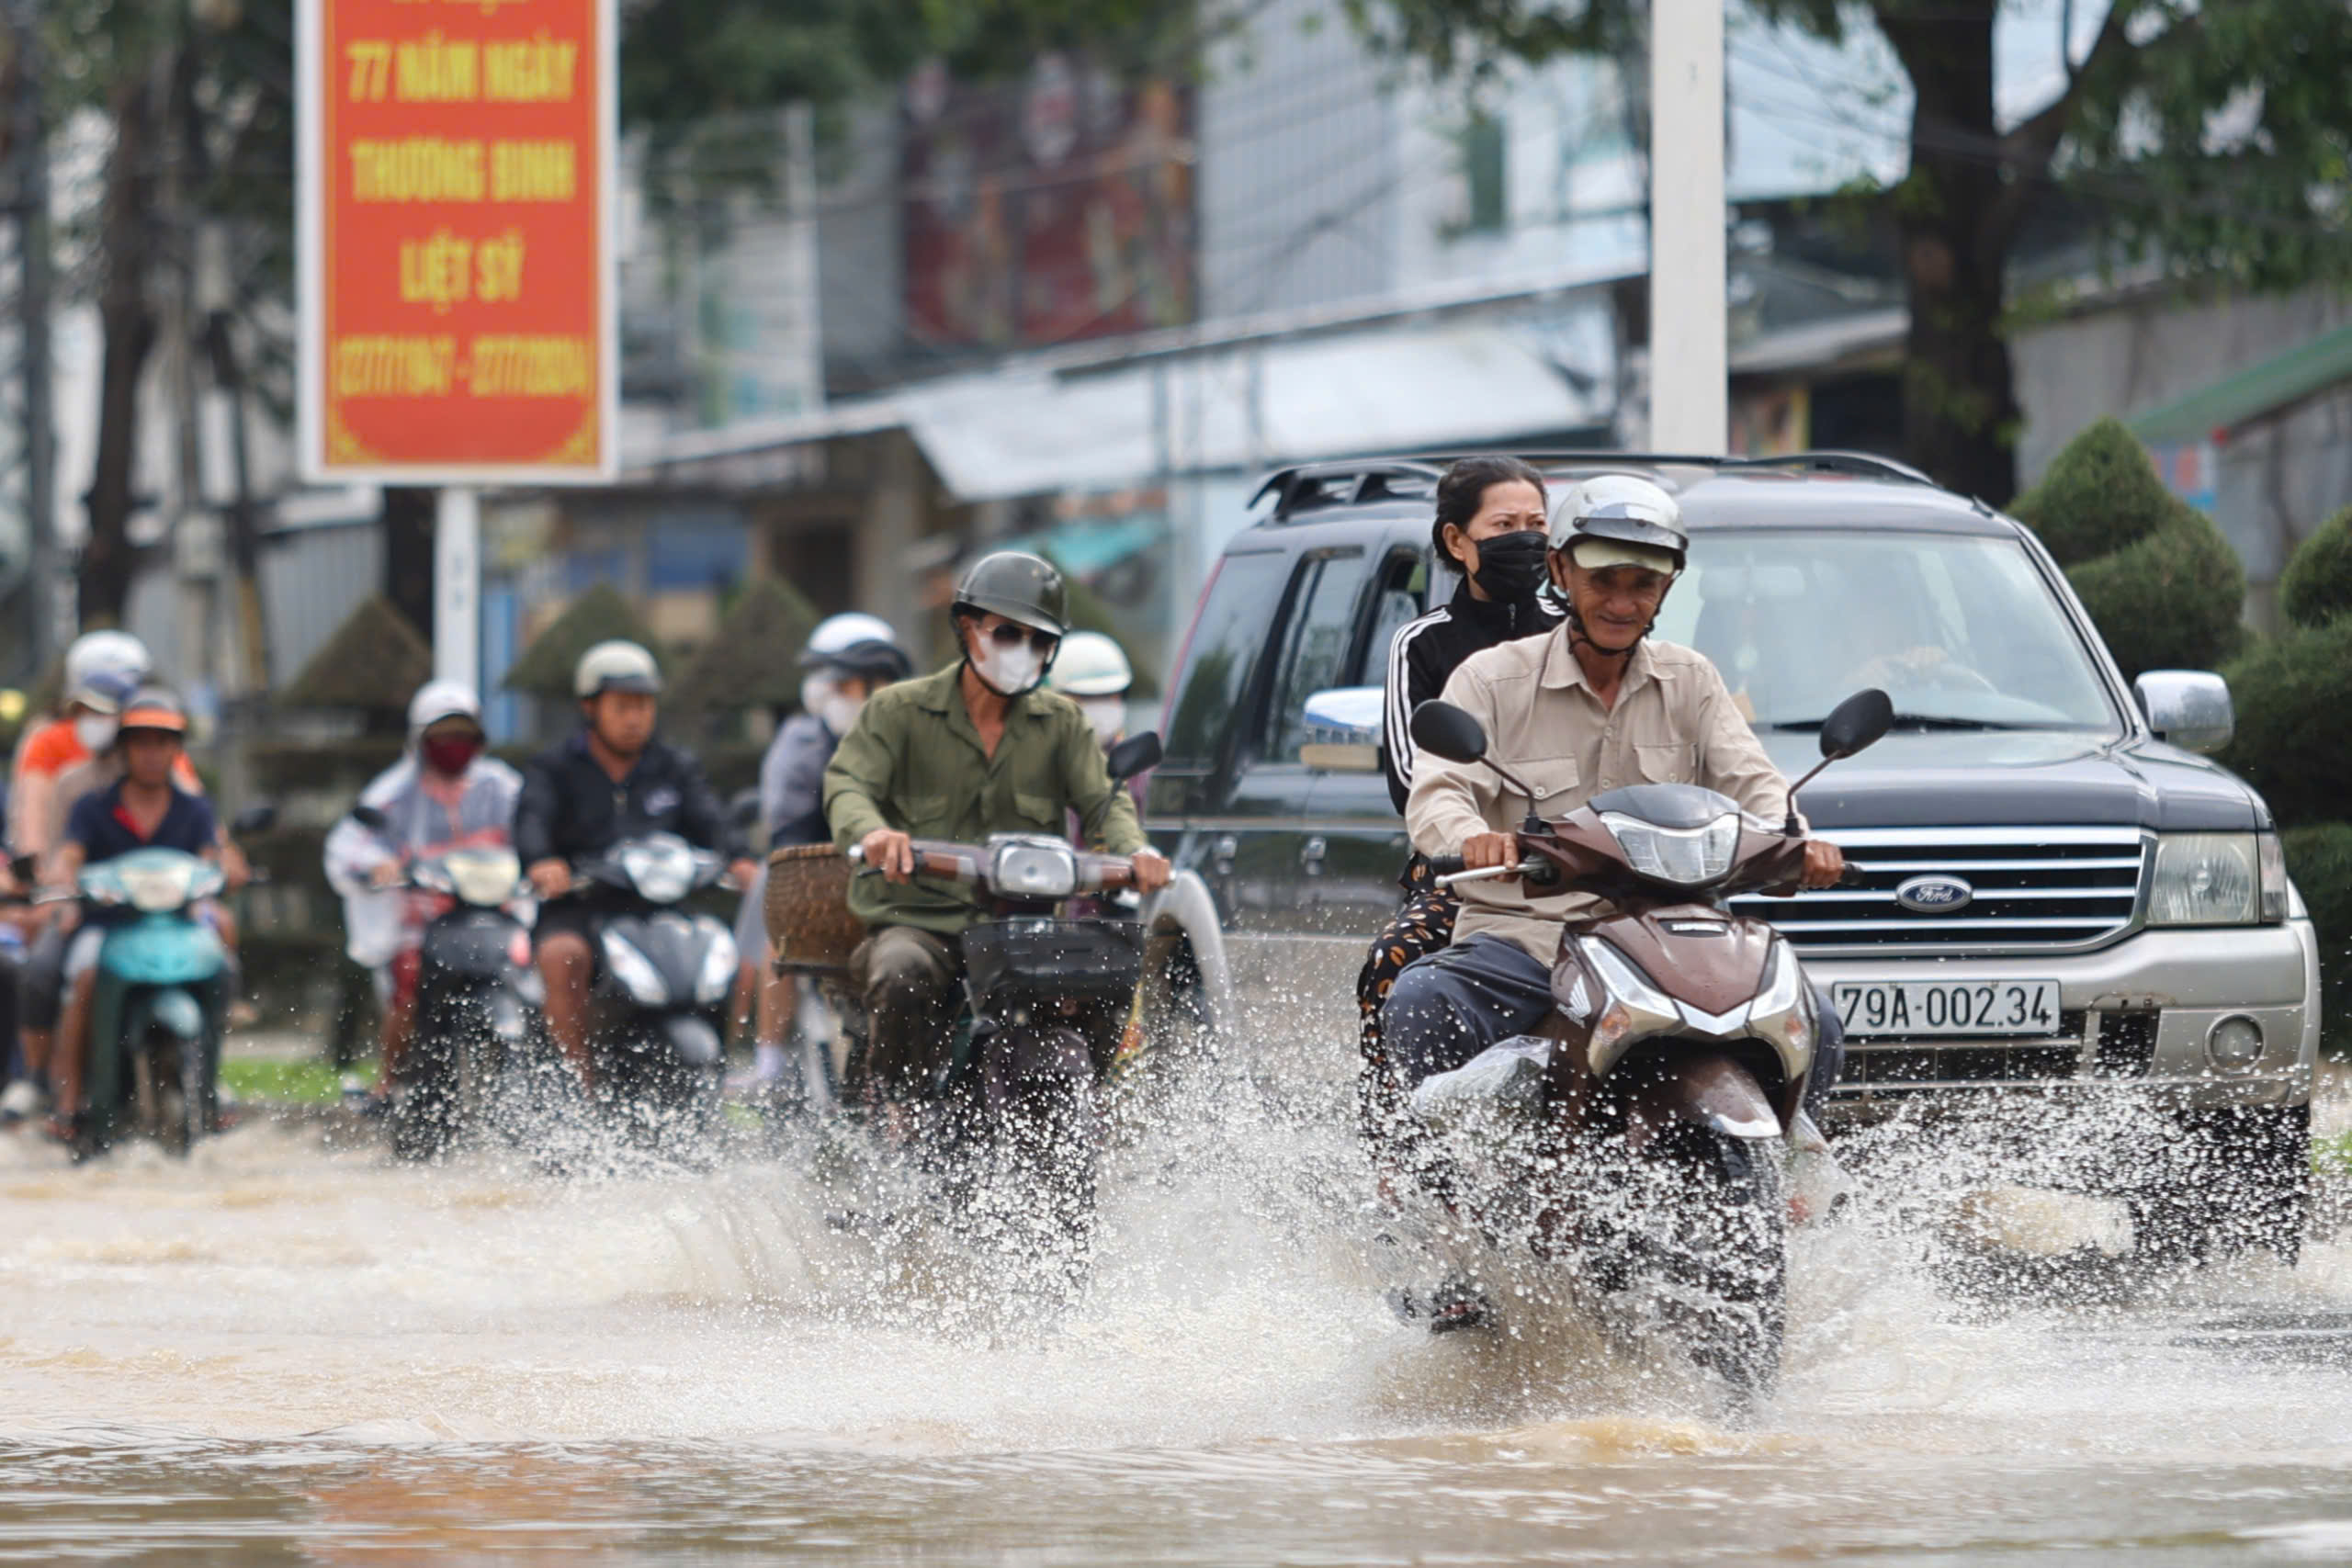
[2222,617,2352,831]
[2285,824,2352,1054]
[2280,504,2352,631]
[2013,418,2246,679]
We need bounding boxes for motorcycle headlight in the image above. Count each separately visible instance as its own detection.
[444,848,523,908]
[600,930,670,1006]
[1600,810,1741,887]
[2150,833,2260,927]
[695,926,740,1006]
[1744,940,1815,1080]
[989,838,1079,899]
[118,860,199,913]
[619,840,695,905]
[1579,936,1681,1076]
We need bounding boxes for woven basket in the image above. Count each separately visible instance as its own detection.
[763,843,864,975]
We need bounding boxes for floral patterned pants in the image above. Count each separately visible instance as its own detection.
[1353,854,1461,1145]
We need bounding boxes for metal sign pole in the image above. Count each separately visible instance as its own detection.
[1648,0,1728,453]
[434,485,480,691]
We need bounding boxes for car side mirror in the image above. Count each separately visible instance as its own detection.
[1106,730,1163,783]
[1817,688,1894,761]
[2135,670,2233,754]
[231,803,278,837]
[1408,700,1489,764]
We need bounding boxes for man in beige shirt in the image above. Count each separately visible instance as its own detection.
[1383,474,1846,1098]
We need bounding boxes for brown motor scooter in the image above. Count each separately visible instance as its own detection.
[1399,688,1893,1393]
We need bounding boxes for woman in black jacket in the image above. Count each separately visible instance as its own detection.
[1357,455,1561,1148]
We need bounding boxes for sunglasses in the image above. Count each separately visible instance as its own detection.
[984,623,1060,655]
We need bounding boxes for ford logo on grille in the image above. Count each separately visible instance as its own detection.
[1895,874,1974,913]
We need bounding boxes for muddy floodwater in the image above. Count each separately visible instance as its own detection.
[5,1073,2352,1566]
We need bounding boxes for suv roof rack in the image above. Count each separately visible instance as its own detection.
[1250,460,1445,520]
[1250,451,1935,521]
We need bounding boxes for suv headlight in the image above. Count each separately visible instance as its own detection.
[1600,810,1739,887]
[989,837,1079,899]
[600,931,670,1005]
[2149,833,2260,927]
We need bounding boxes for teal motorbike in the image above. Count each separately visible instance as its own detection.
[77,847,232,1156]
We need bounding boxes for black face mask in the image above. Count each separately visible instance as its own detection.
[1471,529,1552,601]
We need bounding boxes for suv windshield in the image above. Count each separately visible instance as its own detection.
[1651,529,2121,733]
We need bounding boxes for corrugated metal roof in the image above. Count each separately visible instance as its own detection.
[2126,320,2352,445]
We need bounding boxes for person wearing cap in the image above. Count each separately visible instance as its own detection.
[515,639,752,1091]
[45,687,220,1137]
[731,614,914,1093]
[323,681,526,1099]
[1046,631,1136,749]
[823,551,1170,1111]
[1376,475,1848,1156]
[1354,457,1562,1149]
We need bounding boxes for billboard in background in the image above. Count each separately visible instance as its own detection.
[903,56,1195,350]
[298,0,616,481]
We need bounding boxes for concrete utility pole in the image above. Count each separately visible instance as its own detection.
[11,0,56,672]
[434,487,480,692]
[1646,0,1728,453]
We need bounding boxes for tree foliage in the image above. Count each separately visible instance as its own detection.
[2278,504,2352,631]
[502,584,665,701]
[1347,0,2352,503]
[2221,617,2352,829]
[2010,418,2245,681]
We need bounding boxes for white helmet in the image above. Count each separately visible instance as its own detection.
[574,639,662,698]
[1048,631,1134,697]
[407,679,482,737]
[1546,473,1688,573]
[802,612,899,663]
[64,629,152,690]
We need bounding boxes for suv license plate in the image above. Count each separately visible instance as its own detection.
[1834,980,2061,1038]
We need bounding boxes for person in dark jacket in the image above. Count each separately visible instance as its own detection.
[731,615,912,1090]
[517,640,752,1090]
[1356,456,1561,1153]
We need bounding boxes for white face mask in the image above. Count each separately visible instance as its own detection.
[969,636,1046,697]
[74,715,118,753]
[801,675,865,737]
[1078,697,1125,745]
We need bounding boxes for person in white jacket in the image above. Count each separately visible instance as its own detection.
[323,682,524,1098]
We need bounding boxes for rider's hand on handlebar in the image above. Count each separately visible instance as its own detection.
[528,858,572,899]
[1462,831,1521,879]
[726,857,758,892]
[219,840,253,892]
[861,829,916,883]
[1131,848,1171,894]
[368,859,404,890]
[1801,840,1844,889]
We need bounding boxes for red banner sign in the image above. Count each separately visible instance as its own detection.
[300,0,616,481]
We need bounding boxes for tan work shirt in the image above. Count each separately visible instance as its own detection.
[1406,628,1795,964]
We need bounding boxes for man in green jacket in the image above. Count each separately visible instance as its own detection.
[824,551,1170,1102]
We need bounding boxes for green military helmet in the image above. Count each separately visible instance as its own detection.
[951,551,1069,638]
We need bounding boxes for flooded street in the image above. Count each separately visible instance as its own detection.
[5,1083,2352,1565]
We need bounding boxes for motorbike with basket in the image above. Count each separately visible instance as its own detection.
[765,734,1164,1260]
[1392,691,1891,1394]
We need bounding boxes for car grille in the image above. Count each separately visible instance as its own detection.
[1731,827,2147,953]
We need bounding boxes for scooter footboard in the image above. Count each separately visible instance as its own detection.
[1624,1052,1782,1156]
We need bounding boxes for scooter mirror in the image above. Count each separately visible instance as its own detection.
[1409,701,1489,764]
[232,803,279,836]
[1817,688,1894,761]
[1105,730,1163,783]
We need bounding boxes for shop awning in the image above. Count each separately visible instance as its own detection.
[2128,320,2352,446]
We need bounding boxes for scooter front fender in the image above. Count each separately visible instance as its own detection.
[1624,1052,1781,1156]
[660,1013,723,1069]
[148,987,207,1042]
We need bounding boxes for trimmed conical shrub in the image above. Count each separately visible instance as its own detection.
[502,583,663,701]
[2012,417,2246,679]
[2279,504,2352,631]
[2221,617,2352,829]
[281,595,434,712]
[668,576,823,719]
